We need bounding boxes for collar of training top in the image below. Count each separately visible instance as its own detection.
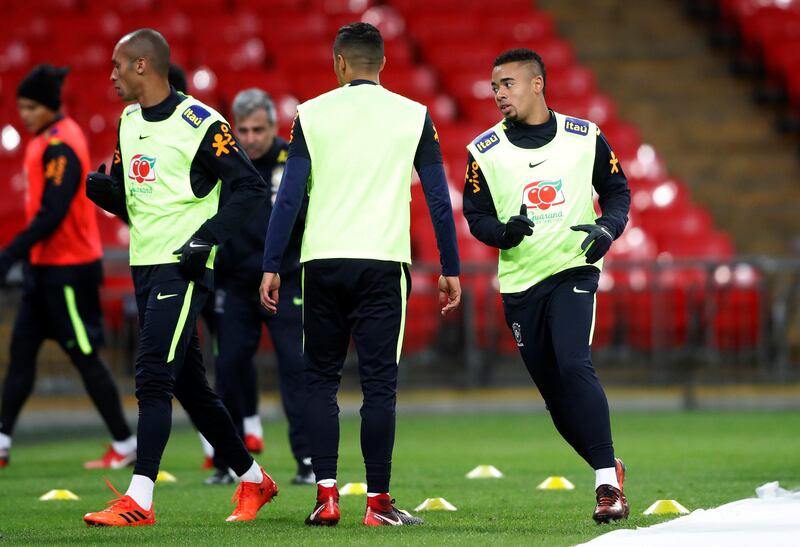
[141,87,189,122]
[348,79,378,86]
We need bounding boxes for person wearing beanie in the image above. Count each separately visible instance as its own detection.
[0,64,137,470]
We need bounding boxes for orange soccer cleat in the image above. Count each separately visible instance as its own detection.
[83,480,155,527]
[83,446,136,469]
[225,466,278,522]
[244,434,264,454]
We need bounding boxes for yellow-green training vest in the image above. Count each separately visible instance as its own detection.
[467,112,600,294]
[119,97,223,267]
[296,83,427,264]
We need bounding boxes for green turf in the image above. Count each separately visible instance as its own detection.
[1,410,799,546]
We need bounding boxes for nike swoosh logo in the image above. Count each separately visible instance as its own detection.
[309,504,326,520]
[188,241,210,249]
[529,160,546,168]
[139,135,150,140]
[156,292,179,300]
[373,513,402,525]
[573,287,591,294]
[293,297,303,306]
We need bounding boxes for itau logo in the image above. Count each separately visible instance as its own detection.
[129,154,157,183]
[523,180,565,211]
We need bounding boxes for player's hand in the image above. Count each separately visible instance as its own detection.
[86,163,124,211]
[570,223,613,264]
[500,204,535,248]
[259,272,281,314]
[438,275,461,316]
[172,235,214,281]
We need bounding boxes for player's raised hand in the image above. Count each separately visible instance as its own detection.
[500,204,535,248]
[260,272,281,314]
[438,275,461,316]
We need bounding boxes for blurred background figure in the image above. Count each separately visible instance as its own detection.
[203,88,312,486]
[0,64,135,470]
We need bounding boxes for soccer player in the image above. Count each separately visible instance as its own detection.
[260,22,461,527]
[462,48,631,523]
[203,88,312,486]
[82,29,275,526]
[0,64,136,470]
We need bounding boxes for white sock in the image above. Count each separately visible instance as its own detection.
[367,492,387,497]
[125,474,154,511]
[302,457,312,466]
[317,479,336,488]
[111,436,137,455]
[243,415,262,438]
[238,460,263,483]
[198,433,214,458]
[595,466,619,490]
[0,432,11,450]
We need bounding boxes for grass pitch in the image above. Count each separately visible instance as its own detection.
[1,410,798,546]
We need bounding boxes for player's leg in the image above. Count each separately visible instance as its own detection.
[302,261,350,526]
[547,268,628,522]
[0,283,46,465]
[264,272,312,483]
[208,286,261,482]
[45,281,135,468]
[350,262,422,526]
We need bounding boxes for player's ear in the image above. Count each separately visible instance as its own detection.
[135,57,146,75]
[378,56,386,73]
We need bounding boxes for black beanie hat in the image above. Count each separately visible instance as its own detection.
[16,64,69,111]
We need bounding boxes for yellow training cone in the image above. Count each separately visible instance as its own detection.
[340,482,368,495]
[415,497,457,511]
[643,499,689,515]
[39,489,80,501]
[466,465,504,479]
[156,470,177,483]
[536,476,575,490]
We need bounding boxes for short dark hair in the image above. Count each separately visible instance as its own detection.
[333,22,384,69]
[493,48,546,93]
[120,28,171,77]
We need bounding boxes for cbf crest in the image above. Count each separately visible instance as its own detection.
[512,322,523,347]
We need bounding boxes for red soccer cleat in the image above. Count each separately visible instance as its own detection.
[593,458,630,524]
[83,446,136,469]
[0,448,8,468]
[225,466,278,522]
[305,484,340,526]
[363,494,423,526]
[83,479,155,527]
[244,434,264,454]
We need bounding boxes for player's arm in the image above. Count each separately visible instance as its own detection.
[570,130,632,264]
[86,120,128,221]
[413,113,460,277]
[262,116,311,275]
[591,130,630,238]
[2,142,81,264]
[463,152,523,250]
[190,120,268,245]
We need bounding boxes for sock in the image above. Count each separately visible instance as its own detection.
[367,492,387,497]
[126,474,154,511]
[317,479,336,488]
[243,415,262,438]
[595,466,619,490]
[198,433,214,458]
[238,460,263,483]
[112,435,137,456]
[0,432,11,450]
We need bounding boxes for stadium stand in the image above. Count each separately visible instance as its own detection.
[0,0,760,366]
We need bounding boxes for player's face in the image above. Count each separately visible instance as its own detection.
[491,62,542,122]
[110,43,139,102]
[235,108,276,160]
[17,97,55,134]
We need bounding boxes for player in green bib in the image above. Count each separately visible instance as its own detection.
[83,29,277,527]
[463,49,632,523]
